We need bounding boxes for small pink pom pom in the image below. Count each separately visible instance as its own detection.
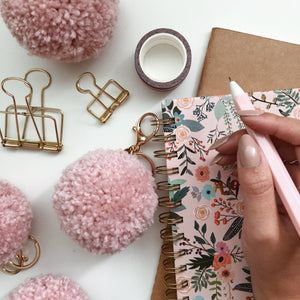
[6,274,89,300]
[0,0,119,62]
[53,149,158,254]
[0,180,32,267]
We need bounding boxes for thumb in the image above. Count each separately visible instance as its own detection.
[237,134,280,241]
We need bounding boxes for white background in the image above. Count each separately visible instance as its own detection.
[0,0,300,299]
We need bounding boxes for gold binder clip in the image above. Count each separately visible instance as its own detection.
[1,235,40,275]
[125,112,159,175]
[76,72,129,123]
[0,69,64,152]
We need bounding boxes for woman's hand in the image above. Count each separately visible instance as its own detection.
[210,111,300,300]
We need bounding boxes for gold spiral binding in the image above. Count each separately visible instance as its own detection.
[158,196,182,208]
[153,116,188,300]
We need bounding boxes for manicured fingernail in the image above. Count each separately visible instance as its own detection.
[238,135,261,168]
[210,153,224,165]
[237,110,264,117]
[209,136,229,150]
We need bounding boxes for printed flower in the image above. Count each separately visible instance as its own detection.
[174,125,191,143]
[216,242,230,254]
[195,166,210,182]
[176,97,195,109]
[174,112,185,126]
[216,267,235,284]
[213,253,232,270]
[291,105,300,119]
[176,276,192,294]
[201,184,215,200]
[194,205,211,221]
[235,201,245,216]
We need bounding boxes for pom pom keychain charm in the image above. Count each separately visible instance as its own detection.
[6,274,90,300]
[0,180,40,275]
[0,0,119,62]
[53,113,159,254]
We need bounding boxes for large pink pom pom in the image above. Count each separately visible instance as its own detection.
[0,0,119,62]
[0,180,32,267]
[53,149,158,254]
[6,274,89,300]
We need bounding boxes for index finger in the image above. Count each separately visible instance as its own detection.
[238,111,300,146]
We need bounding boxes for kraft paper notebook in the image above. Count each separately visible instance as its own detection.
[151,28,300,300]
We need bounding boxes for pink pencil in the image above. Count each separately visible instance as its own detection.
[230,78,300,237]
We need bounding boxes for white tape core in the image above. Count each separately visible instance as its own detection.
[139,33,187,83]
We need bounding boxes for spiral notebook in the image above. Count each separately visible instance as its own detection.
[151,27,300,300]
[156,87,300,300]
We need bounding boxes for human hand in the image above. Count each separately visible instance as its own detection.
[210,111,300,300]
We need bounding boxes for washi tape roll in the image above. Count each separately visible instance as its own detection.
[135,28,192,90]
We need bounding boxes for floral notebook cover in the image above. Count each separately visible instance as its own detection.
[161,88,300,300]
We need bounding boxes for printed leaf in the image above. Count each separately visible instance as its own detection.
[186,169,193,176]
[210,232,216,244]
[164,99,173,109]
[178,151,186,159]
[169,212,182,220]
[233,283,253,293]
[184,120,204,132]
[169,179,186,186]
[162,112,171,120]
[201,223,207,234]
[194,236,206,245]
[242,267,251,274]
[172,204,186,212]
[185,146,195,153]
[194,221,200,231]
[223,216,244,241]
[173,106,182,115]
[188,255,214,270]
[214,100,226,121]
[192,186,199,193]
[187,157,196,165]
[173,187,190,202]
[180,166,187,175]
[206,248,216,255]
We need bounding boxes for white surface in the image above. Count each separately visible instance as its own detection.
[139,32,187,82]
[0,0,300,299]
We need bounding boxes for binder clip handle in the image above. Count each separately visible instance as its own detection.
[1,77,33,103]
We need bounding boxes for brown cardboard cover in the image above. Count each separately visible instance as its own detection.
[197,27,300,97]
[151,27,300,300]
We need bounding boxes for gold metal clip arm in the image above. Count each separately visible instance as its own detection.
[125,113,160,176]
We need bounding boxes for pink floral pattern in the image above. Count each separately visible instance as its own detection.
[161,88,299,300]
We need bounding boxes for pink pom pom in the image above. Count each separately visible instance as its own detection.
[0,180,32,267]
[6,274,89,300]
[53,149,158,254]
[0,0,119,62]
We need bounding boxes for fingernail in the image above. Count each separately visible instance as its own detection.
[238,135,261,168]
[210,153,224,165]
[209,136,229,150]
[237,110,264,117]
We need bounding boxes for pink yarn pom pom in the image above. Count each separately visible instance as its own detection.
[0,0,119,62]
[6,274,89,300]
[53,149,158,254]
[0,180,32,267]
